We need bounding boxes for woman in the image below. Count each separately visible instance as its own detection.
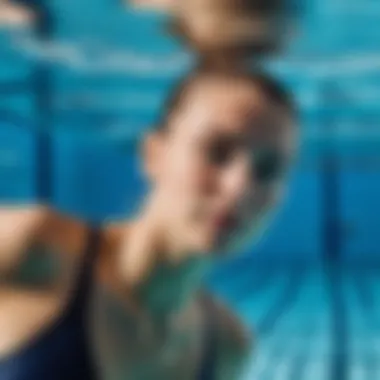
[0,66,296,380]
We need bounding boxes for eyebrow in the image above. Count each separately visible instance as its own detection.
[207,129,247,145]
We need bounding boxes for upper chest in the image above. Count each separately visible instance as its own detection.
[89,286,209,380]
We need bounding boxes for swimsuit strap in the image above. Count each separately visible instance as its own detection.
[198,294,218,380]
[66,226,102,315]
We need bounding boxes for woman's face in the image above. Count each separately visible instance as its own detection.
[145,78,296,255]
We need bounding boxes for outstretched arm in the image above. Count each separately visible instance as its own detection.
[0,204,86,283]
[0,205,48,278]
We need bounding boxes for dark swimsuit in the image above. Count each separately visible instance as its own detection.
[0,226,218,380]
[0,227,101,380]
[198,296,218,380]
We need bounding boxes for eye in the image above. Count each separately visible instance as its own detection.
[206,139,236,166]
[253,149,284,182]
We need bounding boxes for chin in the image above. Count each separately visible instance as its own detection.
[190,230,238,257]
[202,235,236,257]
[215,241,240,257]
[190,236,219,256]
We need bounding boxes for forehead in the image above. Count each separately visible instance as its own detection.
[182,0,249,13]
[171,77,294,145]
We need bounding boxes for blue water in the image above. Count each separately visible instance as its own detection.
[1,1,380,379]
[207,261,380,380]
[1,0,380,260]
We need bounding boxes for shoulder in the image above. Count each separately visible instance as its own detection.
[200,292,252,355]
[0,204,48,232]
[0,205,50,271]
[0,204,88,256]
[38,207,88,256]
[0,205,48,251]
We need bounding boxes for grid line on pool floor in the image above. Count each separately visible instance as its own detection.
[211,266,380,380]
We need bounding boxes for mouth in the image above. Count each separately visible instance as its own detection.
[212,213,239,234]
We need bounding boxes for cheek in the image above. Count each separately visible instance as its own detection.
[226,186,282,251]
[257,186,282,210]
[240,184,282,221]
[159,142,215,208]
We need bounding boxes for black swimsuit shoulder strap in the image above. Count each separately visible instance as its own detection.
[198,294,218,380]
[67,225,102,313]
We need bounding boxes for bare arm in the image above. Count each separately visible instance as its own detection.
[0,205,48,278]
[0,204,87,284]
[0,205,88,355]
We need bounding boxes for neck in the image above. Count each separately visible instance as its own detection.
[118,209,211,321]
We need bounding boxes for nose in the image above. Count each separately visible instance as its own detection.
[220,155,252,205]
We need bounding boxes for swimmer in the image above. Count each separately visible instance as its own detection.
[0,66,296,380]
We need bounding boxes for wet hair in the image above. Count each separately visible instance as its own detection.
[166,0,297,57]
[168,20,278,58]
[156,65,296,132]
